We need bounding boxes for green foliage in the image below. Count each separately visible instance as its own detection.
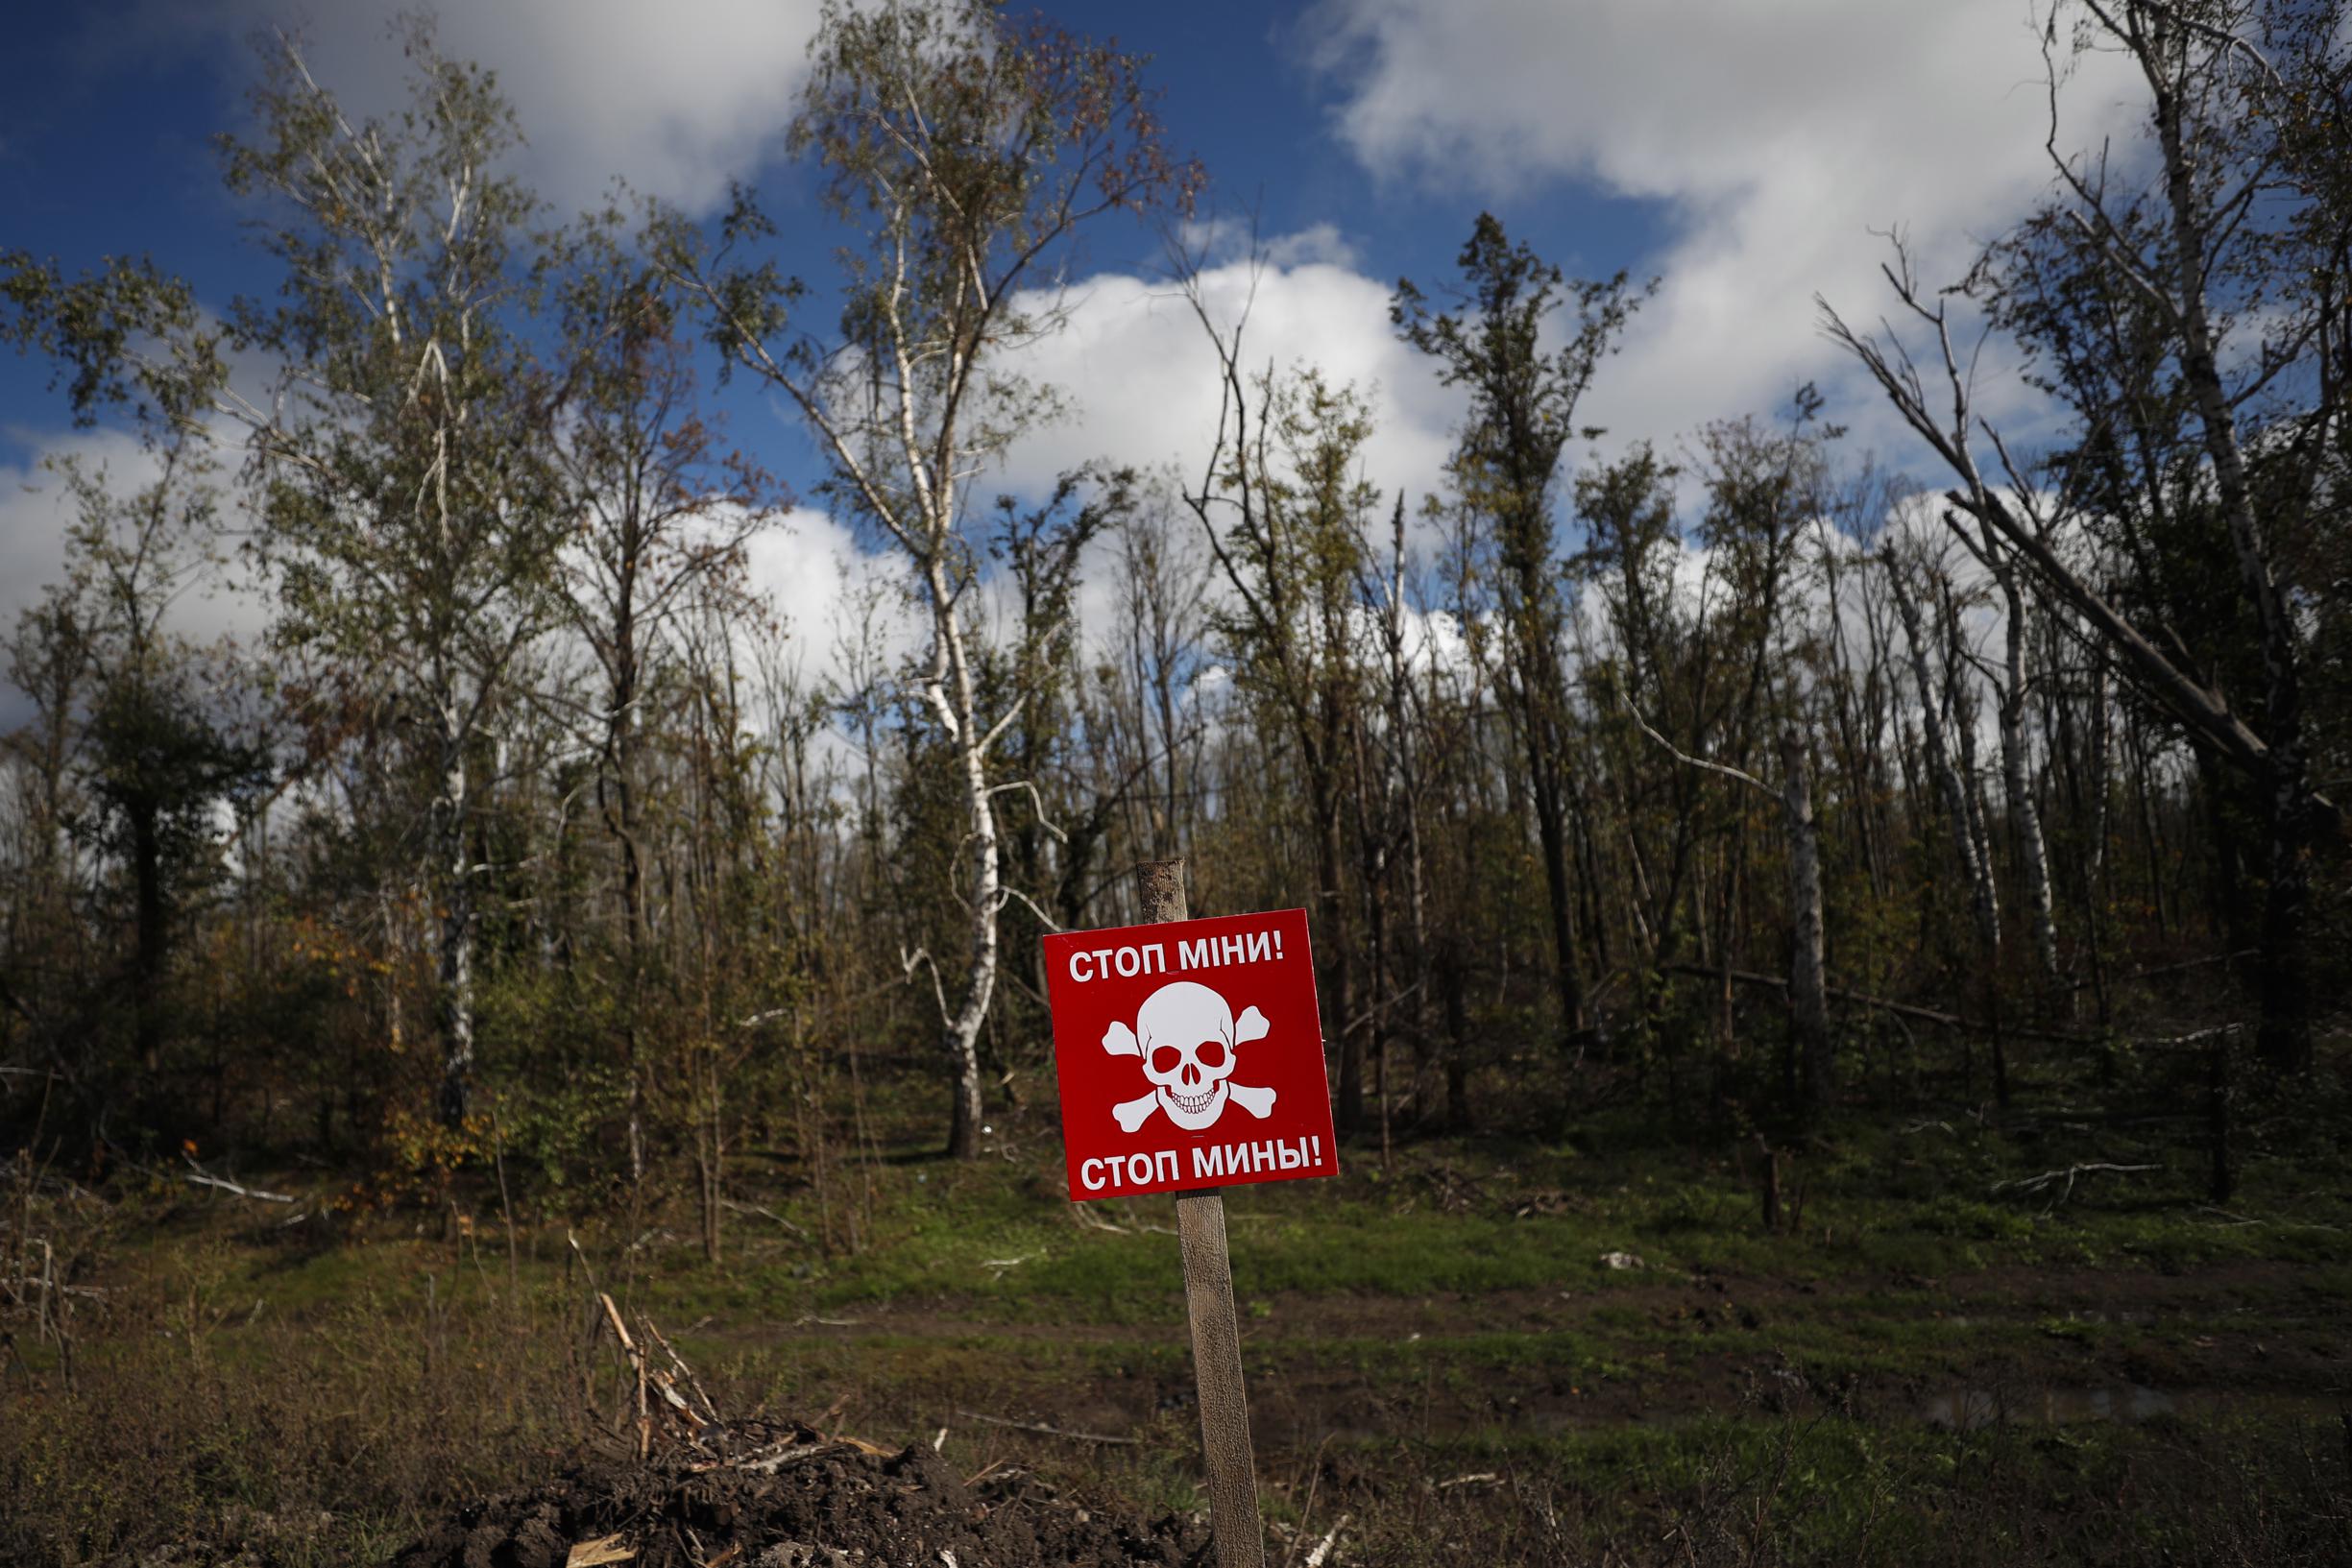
[473,966,632,1194]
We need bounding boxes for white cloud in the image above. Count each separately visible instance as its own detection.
[740,504,912,700]
[998,254,1456,519]
[1306,0,2143,456]
[0,427,147,636]
[0,423,266,732]
[122,0,825,215]
[983,252,1467,702]
[1176,216,1365,273]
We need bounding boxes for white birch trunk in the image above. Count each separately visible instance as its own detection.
[2142,9,2312,1071]
[1887,563,2000,957]
[927,558,999,1160]
[434,699,476,1126]
[1780,727,1830,1116]
[1991,564,2060,987]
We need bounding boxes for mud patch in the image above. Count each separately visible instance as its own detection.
[391,1420,1205,1568]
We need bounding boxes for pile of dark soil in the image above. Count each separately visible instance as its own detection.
[391,1419,1207,1568]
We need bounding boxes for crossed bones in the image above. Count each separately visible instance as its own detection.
[1102,979,1279,1132]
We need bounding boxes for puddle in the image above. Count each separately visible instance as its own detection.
[1922,1385,2177,1429]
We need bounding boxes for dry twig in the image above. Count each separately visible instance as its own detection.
[952,1409,1140,1446]
[1991,1163,2160,1206]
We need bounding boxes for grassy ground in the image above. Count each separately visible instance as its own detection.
[5,1069,2351,1565]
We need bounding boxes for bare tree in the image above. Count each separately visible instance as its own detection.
[1825,0,2343,1069]
[1952,510,2064,991]
[549,222,783,1181]
[1176,332,1380,1133]
[665,0,1192,1154]
[1880,540,2001,968]
[1394,218,1644,1065]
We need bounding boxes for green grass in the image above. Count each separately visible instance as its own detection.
[1330,1409,2352,1565]
[9,1092,2351,1566]
[592,1116,2352,1333]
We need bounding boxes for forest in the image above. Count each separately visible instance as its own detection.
[1,1,2347,1564]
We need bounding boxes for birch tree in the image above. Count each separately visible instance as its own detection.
[1953,511,2063,991]
[219,30,570,1126]
[667,0,1192,1156]
[1826,0,2344,1071]
[1880,542,2001,967]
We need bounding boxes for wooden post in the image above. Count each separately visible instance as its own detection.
[1137,858,1266,1568]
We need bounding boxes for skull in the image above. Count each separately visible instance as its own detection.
[1136,980,1241,1130]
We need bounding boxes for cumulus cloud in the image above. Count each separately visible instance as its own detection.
[0,423,271,732]
[0,427,149,627]
[997,253,1457,517]
[981,250,1470,690]
[1305,0,2141,454]
[118,0,825,215]
[740,504,914,697]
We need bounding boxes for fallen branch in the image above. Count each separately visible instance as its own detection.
[2194,1206,2345,1234]
[0,1276,107,1300]
[182,1167,296,1204]
[1068,1202,1175,1238]
[1069,1202,1126,1234]
[636,1314,721,1427]
[953,1409,1140,1446]
[1303,1512,1350,1568]
[2070,949,2257,991]
[731,1440,847,1475]
[717,1199,809,1239]
[961,1458,1020,1489]
[2134,1024,2243,1049]
[1662,963,2097,1043]
[1991,1163,2160,1205]
[564,1534,635,1568]
[597,1292,654,1459]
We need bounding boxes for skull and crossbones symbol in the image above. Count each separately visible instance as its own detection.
[1102,979,1278,1132]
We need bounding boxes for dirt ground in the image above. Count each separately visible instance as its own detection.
[10,1115,2349,1567]
[724,1255,2347,1448]
[391,1421,1206,1568]
[388,1250,2328,1566]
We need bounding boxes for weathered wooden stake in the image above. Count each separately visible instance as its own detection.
[1137,858,1266,1568]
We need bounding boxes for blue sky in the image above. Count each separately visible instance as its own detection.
[3,0,2124,681]
[0,1,1666,452]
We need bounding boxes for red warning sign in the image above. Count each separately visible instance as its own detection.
[1042,908,1339,1201]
